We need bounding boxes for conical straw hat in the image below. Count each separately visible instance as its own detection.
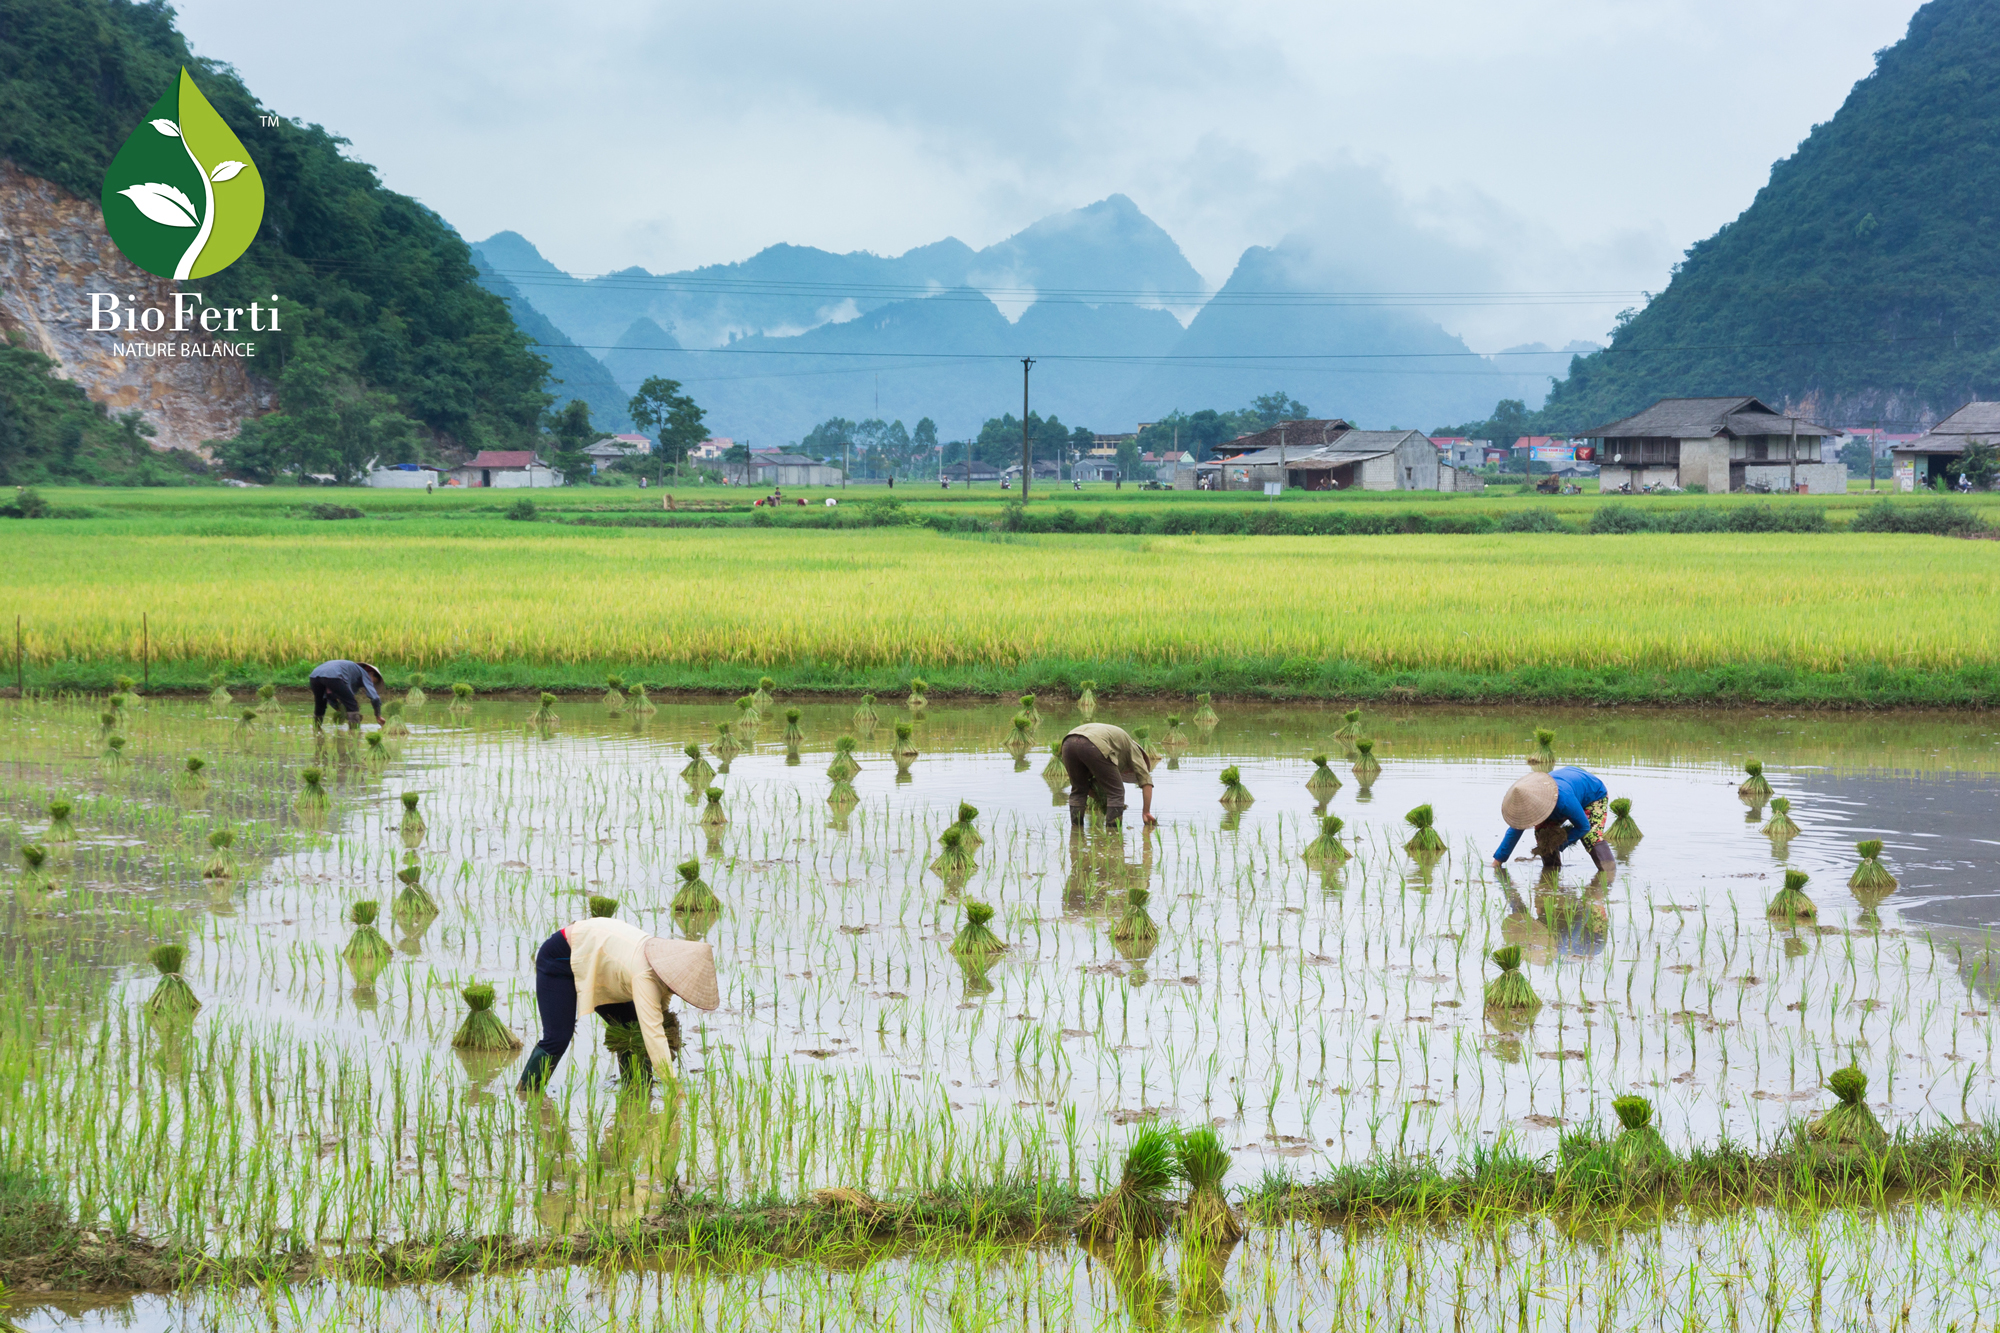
[643,937,720,1010]
[1501,772,1559,829]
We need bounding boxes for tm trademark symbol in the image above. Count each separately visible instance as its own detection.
[258,115,279,128]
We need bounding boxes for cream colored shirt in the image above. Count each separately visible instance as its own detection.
[562,917,676,1071]
[1066,723,1156,788]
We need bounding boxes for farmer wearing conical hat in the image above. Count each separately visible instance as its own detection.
[307,659,385,730]
[1060,722,1160,830]
[1492,768,1617,874]
[517,916,721,1091]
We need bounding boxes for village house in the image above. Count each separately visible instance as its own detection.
[722,451,843,487]
[445,450,564,488]
[1891,401,1999,491]
[940,459,1002,485]
[1580,397,1844,494]
[1194,421,1445,492]
[582,434,652,474]
[363,462,442,489]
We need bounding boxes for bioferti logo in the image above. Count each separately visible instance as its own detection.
[101,68,264,280]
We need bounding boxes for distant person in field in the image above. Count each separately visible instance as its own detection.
[307,659,385,730]
[1492,768,1617,874]
[1060,722,1159,830]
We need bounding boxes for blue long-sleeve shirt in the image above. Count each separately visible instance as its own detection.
[308,659,381,707]
[1494,766,1607,861]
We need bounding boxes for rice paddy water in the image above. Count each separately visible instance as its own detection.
[3,696,2000,1330]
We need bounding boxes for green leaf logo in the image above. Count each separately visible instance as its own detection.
[101,69,264,279]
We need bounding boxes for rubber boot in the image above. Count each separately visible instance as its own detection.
[516,1043,557,1093]
[1590,840,1617,874]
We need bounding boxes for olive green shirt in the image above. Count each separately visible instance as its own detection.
[1067,723,1156,788]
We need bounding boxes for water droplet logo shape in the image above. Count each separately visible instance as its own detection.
[101,69,264,280]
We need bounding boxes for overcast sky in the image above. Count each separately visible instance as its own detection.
[175,0,1923,351]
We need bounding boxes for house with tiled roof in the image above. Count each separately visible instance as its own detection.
[445,450,565,489]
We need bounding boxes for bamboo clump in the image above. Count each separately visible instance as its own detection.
[451,983,521,1051]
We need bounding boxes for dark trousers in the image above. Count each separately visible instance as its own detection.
[310,676,360,724]
[1061,734,1126,824]
[532,930,637,1071]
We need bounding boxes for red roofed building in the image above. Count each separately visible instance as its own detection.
[445,450,565,489]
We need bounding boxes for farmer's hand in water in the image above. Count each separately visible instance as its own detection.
[1143,813,1158,827]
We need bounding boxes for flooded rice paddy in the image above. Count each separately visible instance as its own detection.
[3,693,1999,1330]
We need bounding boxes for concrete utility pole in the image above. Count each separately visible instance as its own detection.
[1020,357,1034,501]
[1871,419,1880,490]
[1788,417,1798,493]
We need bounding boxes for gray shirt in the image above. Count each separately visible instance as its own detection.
[308,659,381,706]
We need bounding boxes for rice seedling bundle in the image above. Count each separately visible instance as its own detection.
[603,676,626,713]
[953,801,983,849]
[1483,945,1541,1016]
[236,707,258,729]
[1005,714,1033,755]
[98,708,117,735]
[399,791,426,845]
[1532,727,1556,764]
[405,673,427,707]
[701,785,728,827]
[783,708,805,746]
[1762,796,1801,839]
[44,800,75,845]
[907,676,928,709]
[1849,839,1897,893]
[1334,708,1362,739]
[1738,759,1772,800]
[826,736,861,780]
[893,721,919,774]
[949,900,1005,958]
[296,766,330,811]
[671,858,722,916]
[1041,740,1066,782]
[930,826,977,880]
[201,829,235,880]
[1217,765,1253,809]
[1018,693,1040,727]
[1352,738,1381,781]
[1403,804,1446,854]
[1808,1066,1887,1149]
[600,1017,652,1078]
[1766,868,1815,923]
[1110,887,1158,952]
[394,865,438,921]
[630,682,657,716]
[257,682,277,708]
[1174,1127,1241,1243]
[530,692,560,732]
[385,700,411,734]
[752,676,776,709]
[1080,1127,1177,1243]
[680,742,715,783]
[450,983,521,1051]
[144,944,200,1018]
[852,694,878,729]
[1607,797,1642,843]
[1161,714,1187,749]
[736,694,760,727]
[449,682,474,713]
[102,734,126,764]
[1192,693,1218,729]
[1305,754,1342,796]
[18,844,49,889]
[1608,1096,1677,1174]
[825,778,860,818]
[1302,814,1350,868]
[208,672,232,707]
[1076,679,1097,718]
[172,755,208,794]
[711,720,741,760]
[587,894,619,918]
[363,731,388,762]
[344,900,394,971]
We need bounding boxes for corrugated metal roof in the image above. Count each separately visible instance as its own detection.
[462,450,544,468]
[1579,397,1797,439]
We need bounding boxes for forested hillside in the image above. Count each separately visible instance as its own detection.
[1537,0,2000,432]
[0,0,553,479]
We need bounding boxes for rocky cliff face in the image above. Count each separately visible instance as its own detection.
[0,159,271,453]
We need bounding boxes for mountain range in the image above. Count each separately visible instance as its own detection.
[472,196,1573,445]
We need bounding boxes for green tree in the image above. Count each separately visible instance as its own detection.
[218,342,418,483]
[628,377,706,481]
[544,399,596,482]
[1947,439,1999,489]
[1248,391,1311,431]
[911,418,939,475]
[974,412,1079,471]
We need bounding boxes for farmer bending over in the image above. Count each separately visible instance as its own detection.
[1492,768,1616,874]
[517,916,719,1091]
[308,659,385,730]
[1060,722,1159,830]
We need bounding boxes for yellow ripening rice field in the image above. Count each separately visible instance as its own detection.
[4,528,1996,671]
